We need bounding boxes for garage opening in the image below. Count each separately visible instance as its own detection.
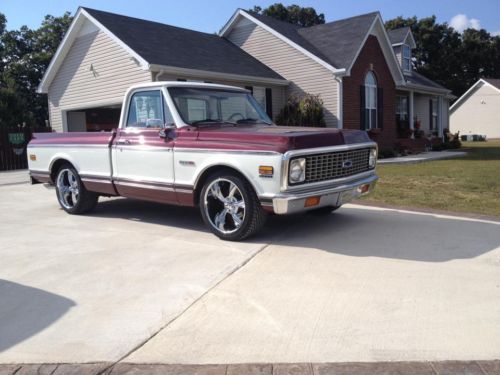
[66,104,121,132]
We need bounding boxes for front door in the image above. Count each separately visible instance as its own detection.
[112,89,176,204]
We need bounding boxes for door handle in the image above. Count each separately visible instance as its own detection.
[116,140,131,145]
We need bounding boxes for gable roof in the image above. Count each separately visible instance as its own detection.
[450,78,500,112]
[38,7,285,93]
[221,9,404,83]
[297,12,379,69]
[483,78,500,90]
[387,27,417,48]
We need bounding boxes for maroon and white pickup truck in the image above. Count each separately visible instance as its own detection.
[28,82,378,240]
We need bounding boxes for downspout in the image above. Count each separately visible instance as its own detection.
[154,69,166,82]
[334,69,347,129]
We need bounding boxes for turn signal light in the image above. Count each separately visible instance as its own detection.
[259,166,274,177]
[304,196,321,207]
[29,154,36,161]
[358,184,370,194]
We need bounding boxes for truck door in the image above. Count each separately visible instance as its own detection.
[112,89,177,204]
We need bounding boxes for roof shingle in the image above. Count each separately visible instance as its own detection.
[83,7,284,80]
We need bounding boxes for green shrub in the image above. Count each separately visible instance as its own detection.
[276,93,326,127]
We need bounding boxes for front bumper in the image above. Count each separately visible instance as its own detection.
[268,174,378,214]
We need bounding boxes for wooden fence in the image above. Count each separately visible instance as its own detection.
[0,126,53,171]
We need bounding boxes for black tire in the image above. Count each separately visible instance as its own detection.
[199,171,267,241]
[307,205,341,215]
[55,164,98,214]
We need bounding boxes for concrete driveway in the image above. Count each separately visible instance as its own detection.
[0,173,499,370]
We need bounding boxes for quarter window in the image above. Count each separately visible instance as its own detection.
[364,71,378,130]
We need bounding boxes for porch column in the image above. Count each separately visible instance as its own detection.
[438,96,444,137]
[409,91,414,139]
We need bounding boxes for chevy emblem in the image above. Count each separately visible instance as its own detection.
[342,160,353,168]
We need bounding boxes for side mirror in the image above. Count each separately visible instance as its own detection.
[159,123,176,139]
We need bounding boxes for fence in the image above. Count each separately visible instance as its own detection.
[0,126,53,171]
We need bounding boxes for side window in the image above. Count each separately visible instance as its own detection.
[127,90,164,128]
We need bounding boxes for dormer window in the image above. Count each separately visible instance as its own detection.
[402,44,411,71]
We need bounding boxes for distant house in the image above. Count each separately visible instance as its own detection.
[38,7,454,150]
[450,78,500,139]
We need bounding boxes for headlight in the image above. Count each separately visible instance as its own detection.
[369,148,377,168]
[289,158,306,184]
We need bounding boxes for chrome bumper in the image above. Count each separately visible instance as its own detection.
[268,174,378,215]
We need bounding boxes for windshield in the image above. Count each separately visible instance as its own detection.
[168,87,273,126]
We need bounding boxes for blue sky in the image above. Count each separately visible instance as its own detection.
[2,0,500,35]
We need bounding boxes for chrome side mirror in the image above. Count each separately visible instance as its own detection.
[159,123,176,139]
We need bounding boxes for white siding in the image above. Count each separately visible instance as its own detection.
[450,84,500,138]
[226,18,339,127]
[155,73,285,121]
[48,25,151,132]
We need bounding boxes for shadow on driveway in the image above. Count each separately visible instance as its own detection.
[0,280,75,352]
[89,198,500,262]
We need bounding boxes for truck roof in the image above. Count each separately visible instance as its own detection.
[126,81,249,92]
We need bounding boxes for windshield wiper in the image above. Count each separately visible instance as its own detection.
[191,119,236,126]
[236,118,272,125]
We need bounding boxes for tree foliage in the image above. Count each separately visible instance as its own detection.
[385,15,500,97]
[250,3,325,27]
[276,93,325,127]
[0,12,72,128]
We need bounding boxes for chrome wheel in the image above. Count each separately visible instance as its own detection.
[56,168,80,210]
[203,178,246,234]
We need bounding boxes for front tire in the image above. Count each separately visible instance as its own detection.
[200,172,267,241]
[55,164,98,214]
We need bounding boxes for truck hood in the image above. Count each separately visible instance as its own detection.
[191,124,372,153]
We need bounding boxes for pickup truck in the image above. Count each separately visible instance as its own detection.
[28,82,378,241]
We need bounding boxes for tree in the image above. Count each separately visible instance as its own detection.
[0,12,73,128]
[250,3,325,27]
[385,16,500,98]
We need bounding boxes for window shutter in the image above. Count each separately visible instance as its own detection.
[429,99,433,130]
[360,85,366,130]
[265,88,273,119]
[245,86,253,95]
[377,87,384,129]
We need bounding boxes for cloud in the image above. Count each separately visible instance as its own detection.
[450,14,481,32]
[492,30,500,37]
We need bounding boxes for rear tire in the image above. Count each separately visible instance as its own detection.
[55,164,98,214]
[200,171,267,241]
[307,205,341,215]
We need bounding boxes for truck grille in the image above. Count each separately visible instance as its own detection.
[303,148,371,184]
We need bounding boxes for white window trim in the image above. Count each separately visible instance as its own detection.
[402,44,411,72]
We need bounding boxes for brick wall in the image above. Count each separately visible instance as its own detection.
[343,35,397,151]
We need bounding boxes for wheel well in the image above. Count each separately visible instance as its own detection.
[50,159,74,182]
[193,166,255,206]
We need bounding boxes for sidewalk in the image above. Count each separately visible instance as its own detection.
[378,151,466,165]
[0,169,29,186]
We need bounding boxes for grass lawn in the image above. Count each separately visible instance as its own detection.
[361,140,500,217]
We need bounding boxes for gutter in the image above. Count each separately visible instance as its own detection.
[149,64,290,86]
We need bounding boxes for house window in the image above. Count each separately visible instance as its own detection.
[402,44,411,71]
[396,96,408,122]
[364,71,378,130]
[430,98,439,131]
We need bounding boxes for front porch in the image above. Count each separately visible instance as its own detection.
[393,89,449,154]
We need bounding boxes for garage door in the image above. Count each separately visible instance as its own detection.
[66,105,121,132]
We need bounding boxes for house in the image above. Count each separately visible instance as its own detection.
[450,78,500,139]
[38,7,454,151]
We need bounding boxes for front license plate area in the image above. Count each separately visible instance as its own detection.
[337,188,357,205]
